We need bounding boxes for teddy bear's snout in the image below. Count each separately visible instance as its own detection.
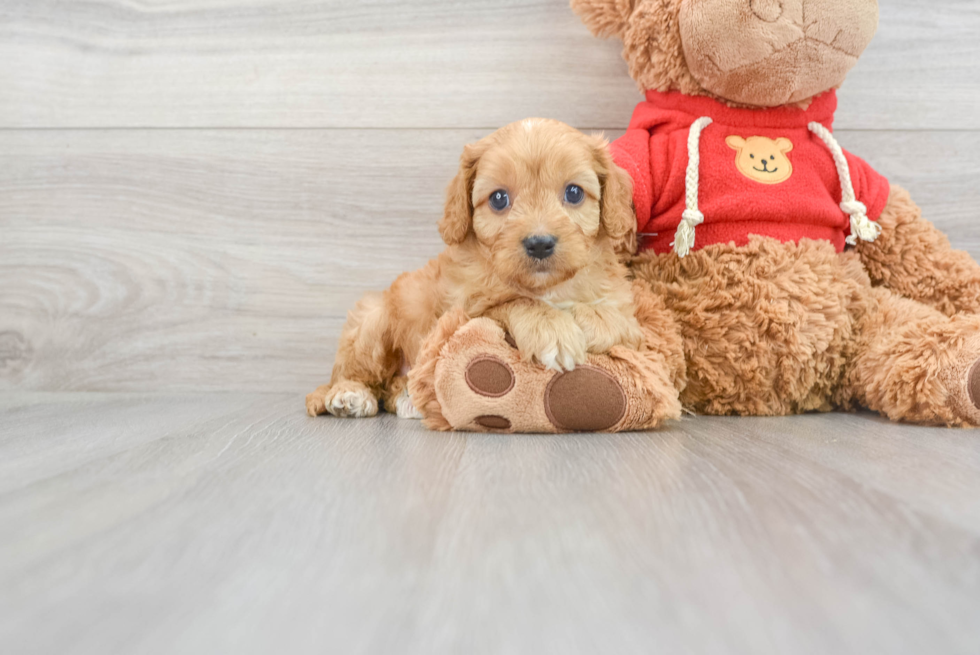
[750,0,825,29]
[680,0,879,107]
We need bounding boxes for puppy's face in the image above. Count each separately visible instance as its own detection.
[440,119,634,292]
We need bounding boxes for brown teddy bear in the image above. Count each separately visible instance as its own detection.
[408,0,980,431]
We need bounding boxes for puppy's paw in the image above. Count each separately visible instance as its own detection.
[573,306,645,354]
[510,314,588,372]
[306,380,378,418]
[306,384,332,416]
[537,338,588,372]
[394,389,424,420]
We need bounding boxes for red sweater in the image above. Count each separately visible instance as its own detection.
[610,90,890,254]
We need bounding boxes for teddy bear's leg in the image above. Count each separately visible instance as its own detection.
[840,279,980,427]
[407,284,686,433]
[856,185,980,316]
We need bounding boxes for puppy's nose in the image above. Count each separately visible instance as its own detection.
[523,235,557,260]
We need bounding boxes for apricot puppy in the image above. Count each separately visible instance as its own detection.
[306,118,641,419]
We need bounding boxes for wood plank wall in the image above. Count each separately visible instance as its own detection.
[1,0,979,392]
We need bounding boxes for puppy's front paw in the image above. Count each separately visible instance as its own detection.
[510,315,588,372]
[306,384,331,416]
[573,306,644,354]
[537,336,588,372]
[306,380,379,418]
[394,389,424,420]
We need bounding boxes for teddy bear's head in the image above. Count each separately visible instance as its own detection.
[571,0,879,107]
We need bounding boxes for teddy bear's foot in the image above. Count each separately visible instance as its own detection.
[852,289,980,427]
[408,311,682,433]
[458,339,630,432]
[938,332,980,427]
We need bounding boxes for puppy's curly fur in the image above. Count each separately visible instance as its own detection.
[306,119,641,419]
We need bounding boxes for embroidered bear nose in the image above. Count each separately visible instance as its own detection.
[750,0,784,23]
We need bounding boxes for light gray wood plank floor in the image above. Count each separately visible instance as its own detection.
[1,393,979,655]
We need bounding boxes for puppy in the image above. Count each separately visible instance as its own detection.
[306,118,643,419]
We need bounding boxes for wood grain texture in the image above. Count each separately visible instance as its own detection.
[1,393,979,655]
[2,129,978,393]
[1,0,979,129]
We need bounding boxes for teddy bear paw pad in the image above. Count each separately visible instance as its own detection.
[968,358,980,411]
[465,356,515,397]
[474,415,513,430]
[544,366,627,432]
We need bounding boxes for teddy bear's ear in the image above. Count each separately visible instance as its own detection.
[775,137,794,153]
[726,135,746,151]
[439,142,485,246]
[570,0,634,39]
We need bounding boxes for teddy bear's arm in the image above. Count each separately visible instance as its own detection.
[855,185,980,316]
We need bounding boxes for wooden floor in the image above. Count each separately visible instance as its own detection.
[1,394,979,654]
[3,1,980,652]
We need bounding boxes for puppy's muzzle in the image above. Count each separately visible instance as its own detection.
[522,235,557,260]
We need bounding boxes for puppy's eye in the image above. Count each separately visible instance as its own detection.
[488,189,510,212]
[564,184,584,205]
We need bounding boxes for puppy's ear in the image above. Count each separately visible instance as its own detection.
[439,142,484,246]
[570,0,634,39]
[592,136,636,257]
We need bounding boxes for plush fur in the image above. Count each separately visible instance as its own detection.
[856,186,980,317]
[633,236,980,426]
[408,0,980,430]
[632,236,858,416]
[306,119,642,420]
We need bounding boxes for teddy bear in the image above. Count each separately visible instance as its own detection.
[407,0,980,431]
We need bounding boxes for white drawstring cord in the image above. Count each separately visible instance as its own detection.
[808,121,881,246]
[672,117,713,257]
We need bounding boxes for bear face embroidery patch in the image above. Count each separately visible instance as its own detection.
[726,136,794,185]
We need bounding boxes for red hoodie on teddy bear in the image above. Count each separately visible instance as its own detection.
[614,90,889,255]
